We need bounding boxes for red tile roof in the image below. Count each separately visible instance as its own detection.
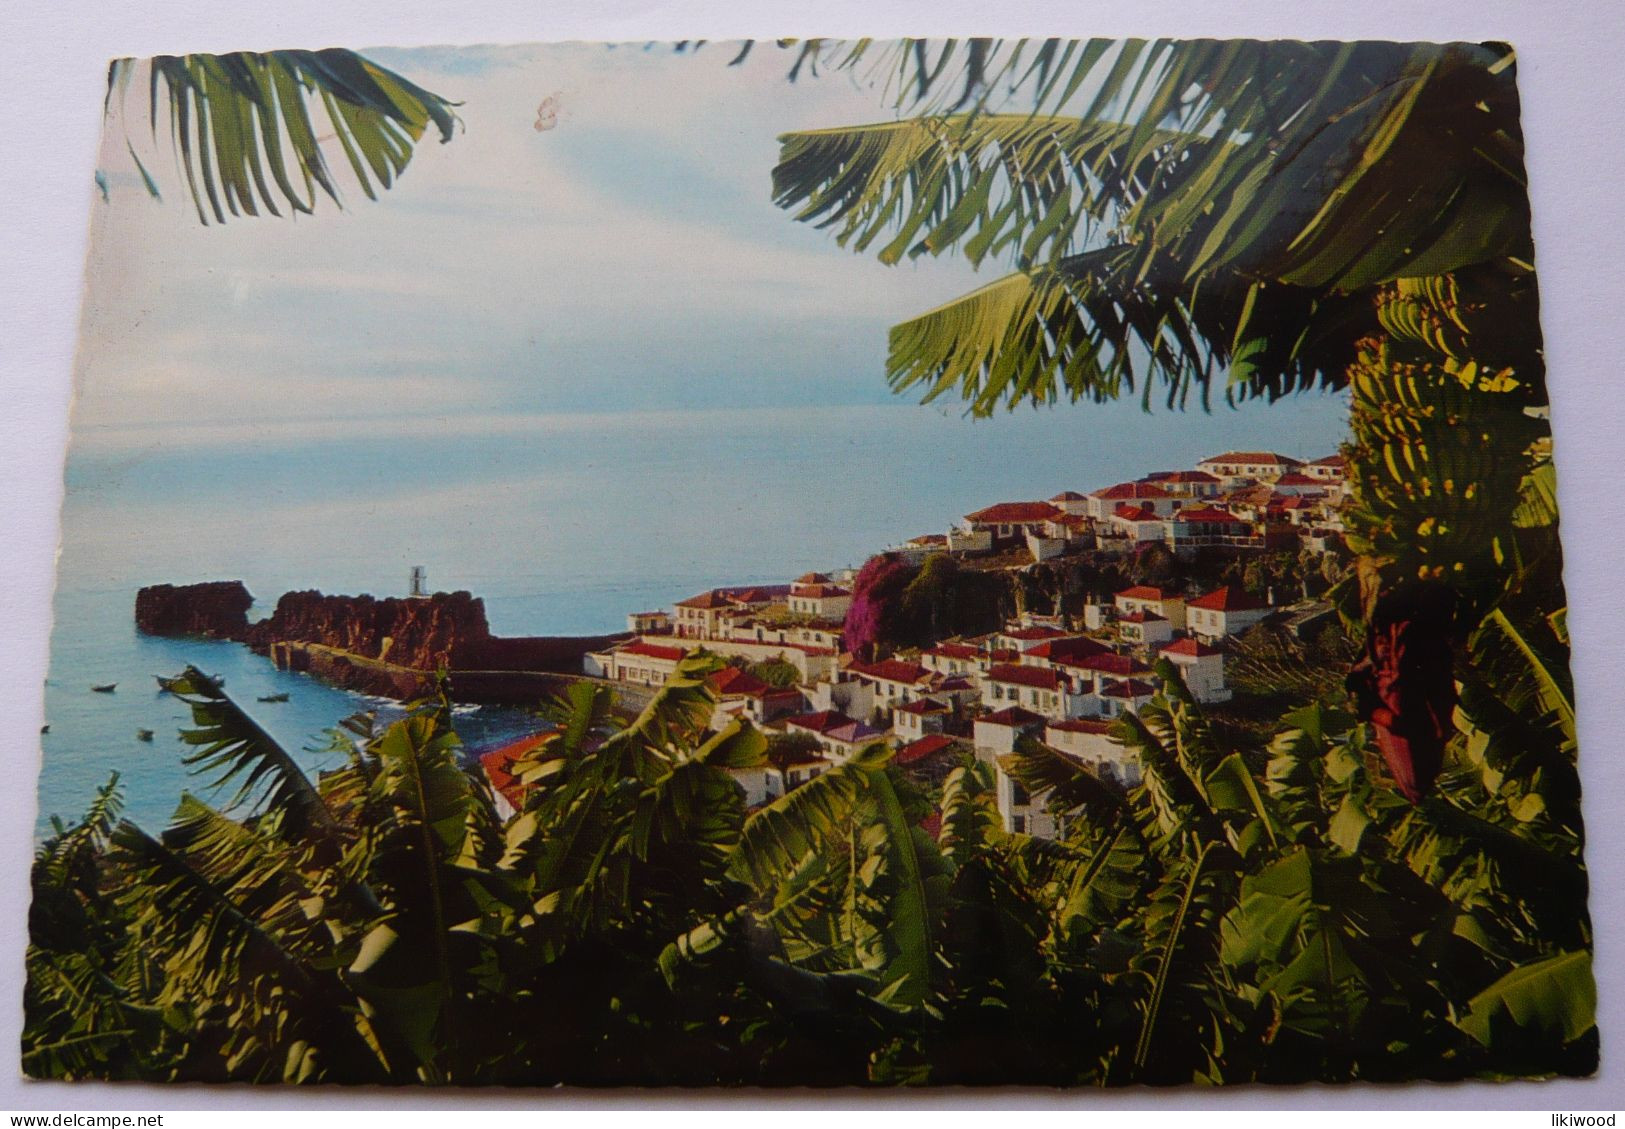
[709,666,768,696]
[1101,678,1158,698]
[1003,626,1067,641]
[794,584,850,598]
[979,707,1046,727]
[792,572,831,585]
[1309,453,1347,467]
[1060,653,1151,678]
[1160,637,1223,658]
[1176,507,1243,523]
[480,731,557,807]
[1119,611,1167,624]
[927,642,981,661]
[896,733,959,765]
[1093,481,1172,500]
[1049,490,1087,501]
[965,501,1064,524]
[1117,585,1176,601]
[676,591,732,609]
[1113,504,1160,521]
[895,698,949,715]
[851,659,930,685]
[1026,637,1111,661]
[1160,470,1221,484]
[784,710,855,735]
[1200,451,1303,466]
[1274,473,1322,487]
[621,641,687,662]
[987,664,1063,690]
[1188,585,1270,612]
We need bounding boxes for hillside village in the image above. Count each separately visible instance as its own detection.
[481,450,1351,839]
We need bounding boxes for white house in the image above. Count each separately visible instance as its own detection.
[1086,481,1178,520]
[1098,678,1157,717]
[604,640,689,686]
[1270,472,1329,498]
[786,582,853,620]
[1049,490,1091,516]
[1165,506,1255,550]
[922,641,981,678]
[626,610,672,635]
[963,501,1066,546]
[972,706,1047,760]
[783,710,890,762]
[673,590,734,640]
[981,663,1096,720]
[891,697,950,741]
[1196,451,1303,486]
[1019,635,1112,670]
[1149,469,1223,499]
[708,666,806,726]
[993,753,1065,838]
[1186,585,1272,640]
[995,624,1072,653]
[1158,637,1231,703]
[1045,718,1141,787]
[1116,611,1173,648]
[848,658,934,717]
[1108,505,1168,545]
[1114,585,1187,630]
[1304,453,1348,489]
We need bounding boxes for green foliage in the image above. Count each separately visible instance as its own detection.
[748,658,800,688]
[27,638,1593,1083]
[105,50,459,224]
[30,36,1587,1088]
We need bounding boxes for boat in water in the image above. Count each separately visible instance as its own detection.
[156,672,224,693]
[257,692,290,703]
[136,729,154,742]
[91,683,116,694]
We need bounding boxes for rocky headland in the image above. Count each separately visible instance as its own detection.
[135,581,627,705]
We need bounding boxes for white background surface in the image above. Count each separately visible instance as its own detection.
[3,0,1623,1112]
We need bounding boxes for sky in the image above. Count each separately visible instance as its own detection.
[75,42,991,445]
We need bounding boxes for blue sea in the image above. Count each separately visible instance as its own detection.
[38,396,1351,836]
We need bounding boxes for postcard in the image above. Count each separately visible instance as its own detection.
[25,37,1590,1086]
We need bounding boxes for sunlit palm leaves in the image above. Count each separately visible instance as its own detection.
[771,38,1528,410]
[106,49,458,224]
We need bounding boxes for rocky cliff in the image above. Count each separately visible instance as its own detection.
[242,589,493,670]
[137,582,629,705]
[135,581,254,639]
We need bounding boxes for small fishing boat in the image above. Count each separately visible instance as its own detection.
[156,673,223,693]
[136,729,154,742]
[91,683,116,694]
[257,692,290,703]
[39,724,49,735]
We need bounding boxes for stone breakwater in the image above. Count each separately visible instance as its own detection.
[134,581,628,705]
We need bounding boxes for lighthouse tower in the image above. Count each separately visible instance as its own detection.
[409,565,428,598]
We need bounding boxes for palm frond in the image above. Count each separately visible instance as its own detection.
[109,49,459,225]
[171,667,336,839]
[887,246,1374,413]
